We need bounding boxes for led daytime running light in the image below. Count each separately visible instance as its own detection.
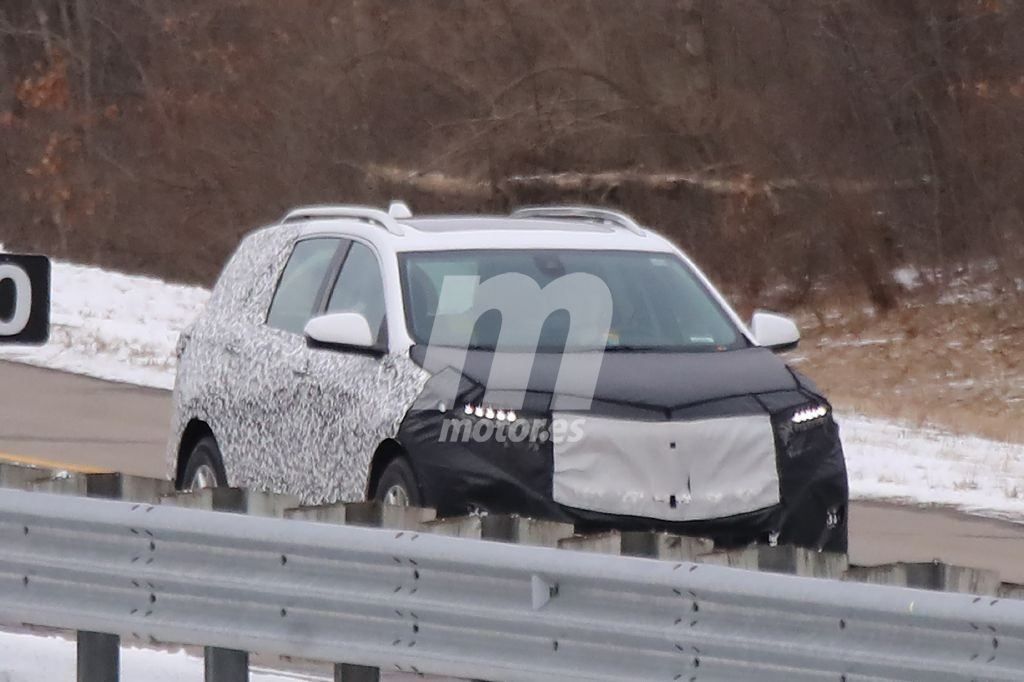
[462,404,519,422]
[791,404,828,424]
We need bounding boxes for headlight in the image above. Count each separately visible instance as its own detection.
[461,403,518,422]
[791,404,828,424]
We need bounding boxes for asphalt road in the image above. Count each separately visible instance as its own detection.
[1,360,1023,581]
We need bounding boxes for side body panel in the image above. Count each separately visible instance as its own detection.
[267,342,428,504]
[168,224,430,504]
[167,224,298,483]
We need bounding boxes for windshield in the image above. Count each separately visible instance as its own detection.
[400,250,747,352]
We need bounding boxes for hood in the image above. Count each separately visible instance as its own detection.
[409,345,800,415]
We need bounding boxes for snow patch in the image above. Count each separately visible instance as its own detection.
[892,266,922,290]
[819,336,899,349]
[840,414,1024,521]
[0,255,208,389]
[0,630,328,682]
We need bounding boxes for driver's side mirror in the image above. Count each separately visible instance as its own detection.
[751,311,800,353]
[304,312,380,354]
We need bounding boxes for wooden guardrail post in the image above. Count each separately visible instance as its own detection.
[620,531,714,560]
[755,545,849,579]
[0,462,54,489]
[1000,583,1024,599]
[845,560,1001,594]
[557,529,717,561]
[480,514,574,546]
[342,500,436,530]
[558,529,624,554]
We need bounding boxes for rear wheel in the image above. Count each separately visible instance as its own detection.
[374,458,422,507]
[180,436,227,491]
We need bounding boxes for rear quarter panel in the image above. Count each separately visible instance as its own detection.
[168,223,431,504]
[166,225,300,481]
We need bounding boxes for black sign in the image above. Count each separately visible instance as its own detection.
[0,254,50,345]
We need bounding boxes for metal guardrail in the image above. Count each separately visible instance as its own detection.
[0,488,1022,681]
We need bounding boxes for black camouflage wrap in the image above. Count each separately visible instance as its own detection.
[399,347,848,551]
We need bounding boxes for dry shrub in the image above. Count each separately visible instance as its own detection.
[0,0,1022,310]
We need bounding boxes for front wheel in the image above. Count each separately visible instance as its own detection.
[180,435,228,491]
[374,458,422,507]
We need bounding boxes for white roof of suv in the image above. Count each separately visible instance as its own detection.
[283,203,680,254]
[272,200,755,353]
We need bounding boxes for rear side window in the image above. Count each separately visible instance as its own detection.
[267,238,340,334]
[326,242,387,342]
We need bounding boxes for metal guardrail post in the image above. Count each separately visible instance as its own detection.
[289,501,440,682]
[333,663,380,682]
[205,646,249,682]
[77,473,122,682]
[77,630,119,682]
[285,511,382,682]
[205,488,251,682]
[326,502,399,682]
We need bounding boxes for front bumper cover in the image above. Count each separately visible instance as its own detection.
[397,391,849,552]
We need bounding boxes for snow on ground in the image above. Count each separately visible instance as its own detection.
[0,249,208,389]
[0,629,328,682]
[1,253,1022,522]
[841,415,1024,521]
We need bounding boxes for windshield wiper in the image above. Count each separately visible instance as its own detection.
[603,343,733,352]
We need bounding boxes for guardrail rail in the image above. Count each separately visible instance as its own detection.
[0,466,1021,681]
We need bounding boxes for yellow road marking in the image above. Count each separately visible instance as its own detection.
[0,451,108,474]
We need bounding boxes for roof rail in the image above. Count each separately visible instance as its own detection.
[511,205,646,236]
[387,200,413,219]
[280,205,405,236]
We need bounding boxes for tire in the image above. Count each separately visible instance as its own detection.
[179,435,228,491]
[374,458,422,507]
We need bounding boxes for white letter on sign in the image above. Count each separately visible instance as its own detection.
[0,264,32,336]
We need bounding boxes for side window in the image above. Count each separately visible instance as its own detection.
[267,238,341,334]
[326,242,387,342]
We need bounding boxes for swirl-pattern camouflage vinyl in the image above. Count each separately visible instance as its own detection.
[167,225,429,505]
